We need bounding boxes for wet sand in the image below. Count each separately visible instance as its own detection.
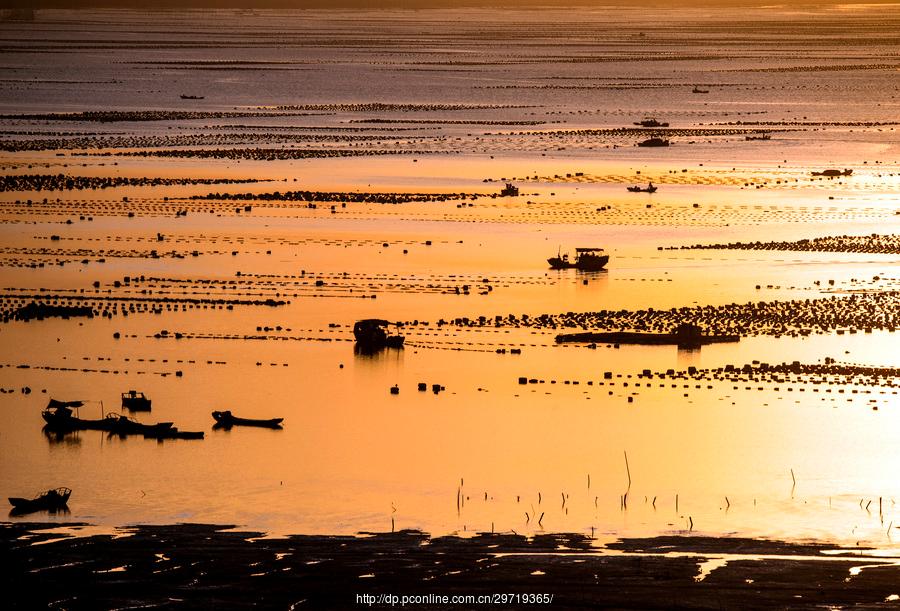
[6,522,900,609]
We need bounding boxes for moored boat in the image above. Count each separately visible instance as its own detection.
[499,182,519,197]
[812,168,852,177]
[121,390,151,411]
[627,183,657,193]
[212,410,284,429]
[9,487,71,514]
[633,117,669,128]
[42,400,115,431]
[548,248,609,271]
[107,413,174,436]
[637,137,670,147]
[353,319,405,348]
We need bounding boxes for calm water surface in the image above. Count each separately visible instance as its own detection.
[1,5,900,546]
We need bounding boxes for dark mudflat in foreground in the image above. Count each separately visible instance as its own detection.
[3,522,899,609]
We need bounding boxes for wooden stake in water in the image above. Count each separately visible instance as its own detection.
[624,451,632,491]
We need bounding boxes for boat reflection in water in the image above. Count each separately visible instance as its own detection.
[42,427,82,447]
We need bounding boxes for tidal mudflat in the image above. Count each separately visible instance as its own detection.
[2,3,900,606]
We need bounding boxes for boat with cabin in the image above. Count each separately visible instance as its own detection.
[121,390,151,411]
[548,248,610,271]
[633,118,669,128]
[42,399,115,431]
[353,319,405,348]
[499,183,519,197]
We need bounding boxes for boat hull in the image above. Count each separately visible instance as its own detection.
[212,411,284,429]
[8,489,71,514]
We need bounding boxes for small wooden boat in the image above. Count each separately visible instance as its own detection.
[121,390,151,411]
[627,184,657,193]
[9,487,71,514]
[812,168,852,177]
[353,319,404,348]
[180,94,204,100]
[692,86,709,94]
[499,182,519,197]
[212,410,284,429]
[107,413,174,436]
[548,247,609,271]
[42,400,115,431]
[633,118,669,128]
[637,137,670,147]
